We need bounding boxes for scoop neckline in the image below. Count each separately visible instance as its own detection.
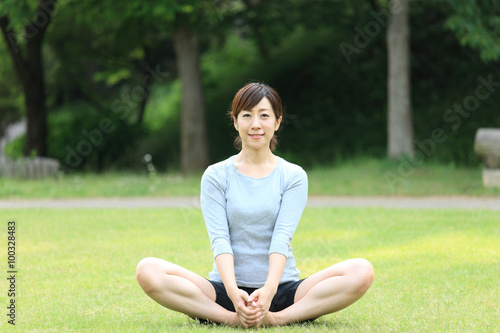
[231,155,282,180]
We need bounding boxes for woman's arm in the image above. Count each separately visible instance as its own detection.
[214,253,238,297]
[269,167,308,257]
[248,253,287,316]
[264,253,287,293]
[216,253,260,327]
[201,166,233,257]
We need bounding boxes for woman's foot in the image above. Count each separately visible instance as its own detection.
[255,311,279,328]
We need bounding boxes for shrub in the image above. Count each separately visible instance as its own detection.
[47,102,144,172]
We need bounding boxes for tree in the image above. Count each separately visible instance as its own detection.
[171,2,238,173]
[0,40,23,139]
[0,0,57,157]
[445,0,500,62]
[73,0,238,173]
[173,24,209,174]
[47,2,176,125]
[387,0,414,158]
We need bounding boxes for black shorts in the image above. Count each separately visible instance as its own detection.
[195,279,315,325]
[209,279,306,313]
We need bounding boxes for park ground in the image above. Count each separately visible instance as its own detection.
[0,159,499,332]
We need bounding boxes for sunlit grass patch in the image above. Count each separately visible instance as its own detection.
[0,207,498,332]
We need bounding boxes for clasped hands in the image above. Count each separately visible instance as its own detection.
[230,286,276,328]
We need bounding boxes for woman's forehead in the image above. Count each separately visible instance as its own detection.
[240,97,272,112]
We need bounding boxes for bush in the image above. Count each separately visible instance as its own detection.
[200,2,500,167]
[202,25,388,167]
[3,135,24,159]
[47,102,145,172]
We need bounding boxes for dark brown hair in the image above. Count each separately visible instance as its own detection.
[228,82,283,151]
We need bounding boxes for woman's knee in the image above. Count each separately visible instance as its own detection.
[350,258,374,293]
[136,257,163,291]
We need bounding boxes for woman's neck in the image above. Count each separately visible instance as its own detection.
[235,148,276,165]
[233,149,279,178]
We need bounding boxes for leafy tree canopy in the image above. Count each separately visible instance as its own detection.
[446,0,500,62]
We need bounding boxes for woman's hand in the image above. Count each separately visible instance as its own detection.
[228,289,261,328]
[247,285,277,322]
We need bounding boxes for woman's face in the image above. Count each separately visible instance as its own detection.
[234,97,281,151]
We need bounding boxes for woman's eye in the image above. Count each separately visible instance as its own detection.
[242,114,251,118]
[261,114,269,118]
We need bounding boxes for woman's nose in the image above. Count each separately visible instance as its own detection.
[251,117,261,128]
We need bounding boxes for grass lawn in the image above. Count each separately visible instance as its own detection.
[0,207,498,332]
[1,158,499,199]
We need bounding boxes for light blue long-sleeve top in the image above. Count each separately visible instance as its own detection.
[200,155,308,288]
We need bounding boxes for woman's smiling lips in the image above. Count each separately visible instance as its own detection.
[249,134,264,139]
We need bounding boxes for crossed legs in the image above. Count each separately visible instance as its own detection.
[259,258,374,326]
[135,257,374,327]
[135,257,239,326]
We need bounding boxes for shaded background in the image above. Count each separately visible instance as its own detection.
[1,0,499,174]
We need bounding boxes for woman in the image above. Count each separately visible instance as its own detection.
[136,83,374,328]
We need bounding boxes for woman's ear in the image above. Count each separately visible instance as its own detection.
[233,116,238,131]
[275,116,282,131]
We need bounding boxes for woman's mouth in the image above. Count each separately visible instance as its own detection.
[249,134,264,139]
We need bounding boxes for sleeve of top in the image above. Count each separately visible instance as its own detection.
[200,165,233,258]
[269,166,308,257]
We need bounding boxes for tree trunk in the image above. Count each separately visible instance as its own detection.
[0,0,56,157]
[173,25,209,174]
[24,78,48,156]
[387,0,414,158]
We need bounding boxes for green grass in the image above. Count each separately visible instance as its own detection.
[0,172,203,199]
[1,158,499,199]
[1,207,498,332]
[307,158,499,196]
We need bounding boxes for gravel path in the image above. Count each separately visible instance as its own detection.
[0,196,499,210]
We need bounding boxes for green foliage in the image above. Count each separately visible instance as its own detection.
[78,0,238,35]
[3,135,24,159]
[445,0,500,62]
[199,1,500,167]
[46,102,145,172]
[0,0,68,51]
[46,3,147,109]
[0,41,23,135]
[2,0,500,170]
[411,4,500,165]
[0,0,36,31]
[142,82,182,132]
[202,19,388,167]
[93,68,133,86]
[202,34,259,87]
[127,82,182,171]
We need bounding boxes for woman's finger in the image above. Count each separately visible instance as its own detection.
[241,316,259,327]
[238,308,261,321]
[238,309,260,320]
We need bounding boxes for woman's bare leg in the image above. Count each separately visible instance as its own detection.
[136,257,239,326]
[259,258,374,327]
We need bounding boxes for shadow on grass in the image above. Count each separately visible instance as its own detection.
[300,318,362,331]
[186,316,361,331]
